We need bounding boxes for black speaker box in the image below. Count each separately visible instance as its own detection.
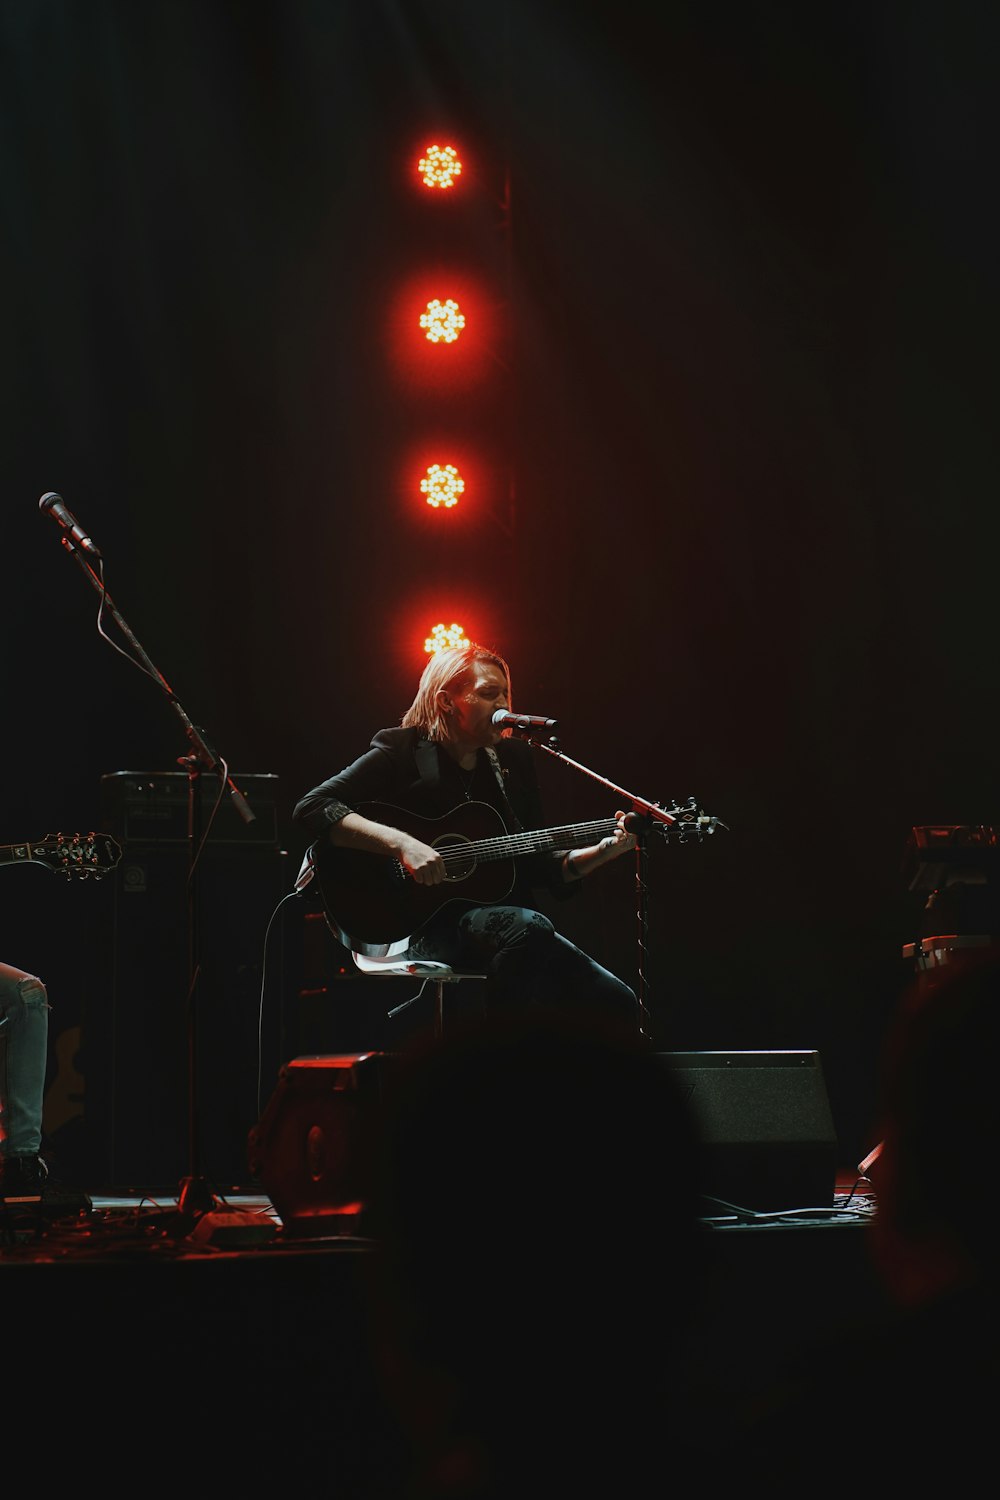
[100,770,282,847]
[659,1050,838,1211]
[85,844,290,1191]
[247,1052,390,1236]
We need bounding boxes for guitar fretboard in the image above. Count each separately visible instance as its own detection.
[435,818,619,868]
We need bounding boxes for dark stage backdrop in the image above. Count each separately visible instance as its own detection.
[3,2,999,1182]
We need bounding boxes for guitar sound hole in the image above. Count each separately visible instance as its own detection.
[435,834,476,883]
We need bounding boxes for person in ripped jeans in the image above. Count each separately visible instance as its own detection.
[1,960,90,1217]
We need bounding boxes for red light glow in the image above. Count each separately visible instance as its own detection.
[386,272,498,393]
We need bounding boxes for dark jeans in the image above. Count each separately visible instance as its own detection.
[409,903,640,1036]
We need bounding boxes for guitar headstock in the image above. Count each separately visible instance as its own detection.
[647,798,726,844]
[23,832,123,878]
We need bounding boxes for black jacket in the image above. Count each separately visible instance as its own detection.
[293,726,572,907]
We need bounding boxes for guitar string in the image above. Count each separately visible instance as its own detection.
[432,819,619,866]
[425,810,696,869]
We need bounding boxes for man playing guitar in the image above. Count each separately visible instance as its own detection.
[293,644,640,1037]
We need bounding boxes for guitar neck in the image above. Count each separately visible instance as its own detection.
[1,843,37,867]
[440,818,619,868]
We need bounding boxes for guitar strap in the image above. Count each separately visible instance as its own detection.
[485,746,524,832]
[414,737,447,797]
[414,737,524,833]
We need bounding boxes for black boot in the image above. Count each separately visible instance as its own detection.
[0,1154,44,1204]
[0,1155,91,1216]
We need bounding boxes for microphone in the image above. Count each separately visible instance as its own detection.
[39,492,102,557]
[491,709,559,731]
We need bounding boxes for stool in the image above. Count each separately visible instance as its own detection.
[293,844,484,1038]
[351,952,486,1039]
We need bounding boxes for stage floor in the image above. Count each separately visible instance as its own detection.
[2,1174,886,1492]
[1,1170,879,1261]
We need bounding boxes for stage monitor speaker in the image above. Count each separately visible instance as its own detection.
[659,1050,837,1211]
[247,1052,390,1237]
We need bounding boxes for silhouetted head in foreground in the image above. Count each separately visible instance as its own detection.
[734,950,1000,1486]
[362,1011,705,1498]
[869,951,1000,1310]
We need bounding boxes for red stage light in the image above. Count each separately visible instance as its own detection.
[398,443,493,530]
[420,297,466,343]
[421,463,465,508]
[395,597,500,673]
[418,143,463,189]
[425,622,471,655]
[386,271,498,392]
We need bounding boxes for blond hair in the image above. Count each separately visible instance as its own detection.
[401,644,512,742]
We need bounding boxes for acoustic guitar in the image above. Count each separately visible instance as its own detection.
[308,797,714,955]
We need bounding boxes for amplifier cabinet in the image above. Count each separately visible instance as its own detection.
[100,770,282,847]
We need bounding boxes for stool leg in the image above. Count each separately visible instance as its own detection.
[434,980,444,1039]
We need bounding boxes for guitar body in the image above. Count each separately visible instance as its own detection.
[312,800,518,954]
[307,791,718,956]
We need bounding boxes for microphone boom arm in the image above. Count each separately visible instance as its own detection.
[522,732,722,839]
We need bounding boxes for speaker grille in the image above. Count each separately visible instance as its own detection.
[659,1051,837,1211]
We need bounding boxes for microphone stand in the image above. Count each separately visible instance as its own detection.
[52,532,255,1224]
[511,727,723,1046]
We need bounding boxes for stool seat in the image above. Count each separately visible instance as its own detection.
[352,953,474,980]
[351,951,485,1036]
